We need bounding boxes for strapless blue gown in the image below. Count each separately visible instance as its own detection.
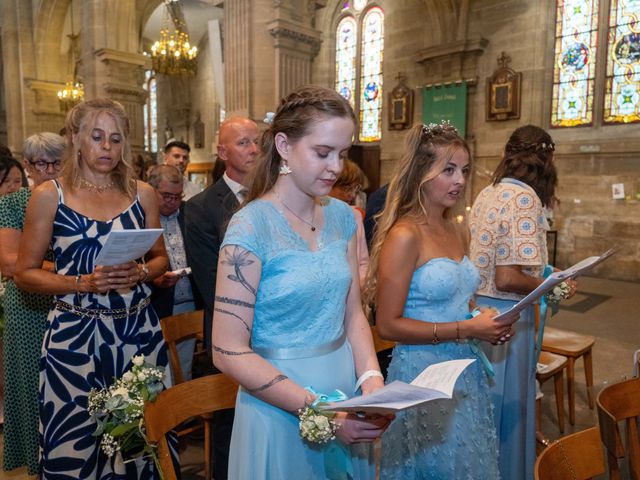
[221,198,375,480]
[380,257,500,480]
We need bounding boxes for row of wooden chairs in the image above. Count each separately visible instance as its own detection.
[535,376,640,479]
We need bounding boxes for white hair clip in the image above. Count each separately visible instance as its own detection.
[422,120,457,136]
[263,112,275,125]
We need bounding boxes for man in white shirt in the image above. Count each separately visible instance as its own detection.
[163,140,203,200]
[184,117,259,480]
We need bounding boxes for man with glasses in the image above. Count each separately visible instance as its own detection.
[147,165,202,381]
[163,140,203,200]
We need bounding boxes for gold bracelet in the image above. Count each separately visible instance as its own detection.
[432,323,440,344]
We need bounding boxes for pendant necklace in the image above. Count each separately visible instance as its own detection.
[275,190,317,232]
[77,177,115,194]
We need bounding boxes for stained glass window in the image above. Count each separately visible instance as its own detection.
[335,16,357,109]
[359,7,384,142]
[604,0,640,124]
[551,0,599,127]
[143,70,158,152]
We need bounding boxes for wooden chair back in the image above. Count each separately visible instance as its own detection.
[534,426,606,480]
[160,310,204,384]
[370,325,395,353]
[144,373,239,480]
[596,377,640,479]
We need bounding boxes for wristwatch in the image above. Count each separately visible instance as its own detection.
[140,264,150,283]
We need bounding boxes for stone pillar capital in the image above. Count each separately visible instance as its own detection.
[267,18,323,57]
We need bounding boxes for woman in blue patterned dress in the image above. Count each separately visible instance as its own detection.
[0,133,65,475]
[469,125,577,480]
[212,85,392,479]
[15,99,170,479]
[366,123,517,479]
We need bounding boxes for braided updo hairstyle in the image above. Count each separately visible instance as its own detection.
[244,85,356,203]
[363,122,470,305]
[493,125,557,207]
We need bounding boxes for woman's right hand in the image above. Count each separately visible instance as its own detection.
[333,412,393,444]
[464,307,514,345]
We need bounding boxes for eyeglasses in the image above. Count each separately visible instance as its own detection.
[158,191,185,202]
[29,159,63,172]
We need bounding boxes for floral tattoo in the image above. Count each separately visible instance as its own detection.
[222,246,257,296]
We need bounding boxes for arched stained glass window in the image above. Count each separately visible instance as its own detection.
[143,70,158,152]
[335,16,357,109]
[551,0,599,127]
[359,7,384,141]
[334,3,384,143]
[604,0,640,124]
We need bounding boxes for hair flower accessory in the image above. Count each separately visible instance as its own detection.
[263,112,276,125]
[422,120,458,137]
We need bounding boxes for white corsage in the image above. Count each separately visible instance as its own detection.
[299,406,339,444]
[546,282,571,303]
[263,111,275,125]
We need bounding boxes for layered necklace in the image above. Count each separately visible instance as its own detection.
[77,177,115,194]
[275,190,317,232]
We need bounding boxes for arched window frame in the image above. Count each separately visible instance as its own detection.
[551,0,640,128]
[143,70,158,152]
[334,2,384,142]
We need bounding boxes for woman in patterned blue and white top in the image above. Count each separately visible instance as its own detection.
[15,98,170,479]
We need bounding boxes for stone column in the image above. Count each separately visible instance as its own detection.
[224,0,252,117]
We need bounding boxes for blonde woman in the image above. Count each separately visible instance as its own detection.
[366,123,516,479]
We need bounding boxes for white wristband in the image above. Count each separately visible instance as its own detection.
[354,370,384,392]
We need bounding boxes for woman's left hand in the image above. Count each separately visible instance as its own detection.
[360,375,385,396]
[333,412,394,444]
[565,278,578,299]
[104,261,142,289]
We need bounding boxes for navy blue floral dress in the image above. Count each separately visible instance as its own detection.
[39,181,170,479]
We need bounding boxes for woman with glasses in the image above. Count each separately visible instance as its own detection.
[15,99,171,479]
[0,132,65,475]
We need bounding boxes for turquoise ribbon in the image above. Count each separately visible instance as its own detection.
[305,387,353,480]
[535,265,555,363]
[466,309,495,378]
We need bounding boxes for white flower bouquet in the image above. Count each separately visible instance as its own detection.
[88,354,165,475]
[299,404,339,444]
[546,281,571,303]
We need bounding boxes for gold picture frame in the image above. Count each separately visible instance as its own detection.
[486,52,521,121]
[388,73,414,130]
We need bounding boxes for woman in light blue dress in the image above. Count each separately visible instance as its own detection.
[212,86,392,480]
[469,125,577,480]
[366,123,516,479]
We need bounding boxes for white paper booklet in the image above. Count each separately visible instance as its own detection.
[492,247,616,325]
[322,359,475,415]
[94,229,164,266]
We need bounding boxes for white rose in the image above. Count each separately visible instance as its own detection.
[137,372,147,382]
[111,387,130,400]
[122,372,135,384]
[132,355,145,366]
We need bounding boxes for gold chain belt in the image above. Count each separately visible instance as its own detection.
[54,297,151,320]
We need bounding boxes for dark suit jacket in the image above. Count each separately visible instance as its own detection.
[364,184,388,248]
[151,202,203,319]
[184,178,239,352]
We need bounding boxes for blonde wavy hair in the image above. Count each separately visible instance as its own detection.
[61,98,135,197]
[363,123,470,305]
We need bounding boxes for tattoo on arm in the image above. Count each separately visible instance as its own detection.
[222,246,257,296]
[212,345,256,356]
[248,374,288,393]
[214,307,251,333]
[215,296,255,309]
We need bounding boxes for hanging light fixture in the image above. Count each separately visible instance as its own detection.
[57,1,84,112]
[149,0,198,76]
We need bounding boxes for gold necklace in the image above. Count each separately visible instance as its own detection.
[275,190,317,231]
[77,177,115,193]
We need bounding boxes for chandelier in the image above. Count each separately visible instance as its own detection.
[150,1,198,76]
[57,1,84,112]
[57,81,85,112]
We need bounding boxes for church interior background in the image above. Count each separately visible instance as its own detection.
[0,0,638,282]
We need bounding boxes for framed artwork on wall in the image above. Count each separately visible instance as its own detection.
[486,52,521,121]
[388,72,414,130]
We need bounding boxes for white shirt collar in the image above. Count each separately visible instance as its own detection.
[223,172,246,200]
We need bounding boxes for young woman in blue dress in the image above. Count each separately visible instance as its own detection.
[366,123,517,479]
[212,85,392,479]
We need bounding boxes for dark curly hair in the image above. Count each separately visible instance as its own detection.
[492,125,557,207]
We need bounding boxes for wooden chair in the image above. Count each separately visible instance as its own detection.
[159,310,212,477]
[537,350,567,433]
[371,325,395,353]
[144,374,239,480]
[534,426,606,480]
[542,326,595,425]
[596,377,640,480]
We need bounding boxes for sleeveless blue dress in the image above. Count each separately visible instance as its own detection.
[221,198,375,480]
[39,181,170,479]
[380,257,500,480]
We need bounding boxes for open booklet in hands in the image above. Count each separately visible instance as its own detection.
[321,359,475,415]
